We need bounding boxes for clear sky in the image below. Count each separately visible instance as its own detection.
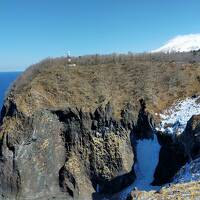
[0,0,200,71]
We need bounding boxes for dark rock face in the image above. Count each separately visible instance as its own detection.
[156,131,173,146]
[134,99,155,139]
[180,115,200,160]
[152,114,200,186]
[0,110,67,200]
[54,104,135,199]
[0,100,18,125]
[120,103,135,130]
[0,102,135,200]
[0,134,21,200]
[152,140,187,185]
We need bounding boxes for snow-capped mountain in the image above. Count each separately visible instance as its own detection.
[152,34,200,53]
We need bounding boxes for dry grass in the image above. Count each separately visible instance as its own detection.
[5,53,200,120]
[134,181,200,200]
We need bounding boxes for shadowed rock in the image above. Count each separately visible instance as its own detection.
[0,102,135,200]
[134,99,155,139]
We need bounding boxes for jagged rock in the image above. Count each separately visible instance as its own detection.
[156,131,173,146]
[134,99,155,139]
[152,115,200,186]
[121,103,135,130]
[54,104,135,198]
[152,141,187,185]
[179,115,200,160]
[0,100,18,125]
[0,102,135,200]
[173,157,200,184]
[0,110,67,200]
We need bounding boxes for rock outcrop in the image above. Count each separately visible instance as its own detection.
[179,115,200,160]
[152,138,187,185]
[173,157,200,184]
[150,114,200,186]
[0,101,135,200]
[54,104,135,199]
[0,110,67,200]
[134,99,155,140]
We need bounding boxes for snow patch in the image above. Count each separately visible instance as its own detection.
[152,34,200,53]
[119,134,161,199]
[118,96,200,199]
[173,158,200,184]
[157,96,200,135]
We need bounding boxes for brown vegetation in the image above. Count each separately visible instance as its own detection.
[6,52,200,121]
[130,181,200,200]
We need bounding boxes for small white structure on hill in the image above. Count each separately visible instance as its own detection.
[67,51,72,63]
[67,50,76,67]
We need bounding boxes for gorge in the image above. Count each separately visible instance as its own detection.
[0,53,200,199]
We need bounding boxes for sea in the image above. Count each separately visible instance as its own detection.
[0,72,21,109]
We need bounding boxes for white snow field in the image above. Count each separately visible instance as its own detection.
[157,96,200,135]
[119,135,161,199]
[152,34,200,53]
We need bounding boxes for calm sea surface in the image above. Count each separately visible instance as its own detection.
[0,72,21,109]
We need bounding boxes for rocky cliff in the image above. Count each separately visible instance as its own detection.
[0,54,200,199]
[0,102,137,200]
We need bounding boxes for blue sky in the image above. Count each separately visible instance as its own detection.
[0,0,200,71]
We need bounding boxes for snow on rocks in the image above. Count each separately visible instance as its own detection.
[157,96,200,135]
[119,134,161,200]
[132,134,161,191]
[173,158,200,184]
[118,96,200,199]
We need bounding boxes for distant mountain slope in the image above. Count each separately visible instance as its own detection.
[152,34,200,53]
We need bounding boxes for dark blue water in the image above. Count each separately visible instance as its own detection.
[0,72,21,109]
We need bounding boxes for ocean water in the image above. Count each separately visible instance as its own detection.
[0,72,21,109]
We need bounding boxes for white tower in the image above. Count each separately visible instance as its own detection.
[66,50,76,67]
[67,50,71,63]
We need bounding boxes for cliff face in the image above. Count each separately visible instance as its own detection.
[0,109,67,200]
[0,55,200,199]
[0,103,136,200]
[179,114,200,160]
